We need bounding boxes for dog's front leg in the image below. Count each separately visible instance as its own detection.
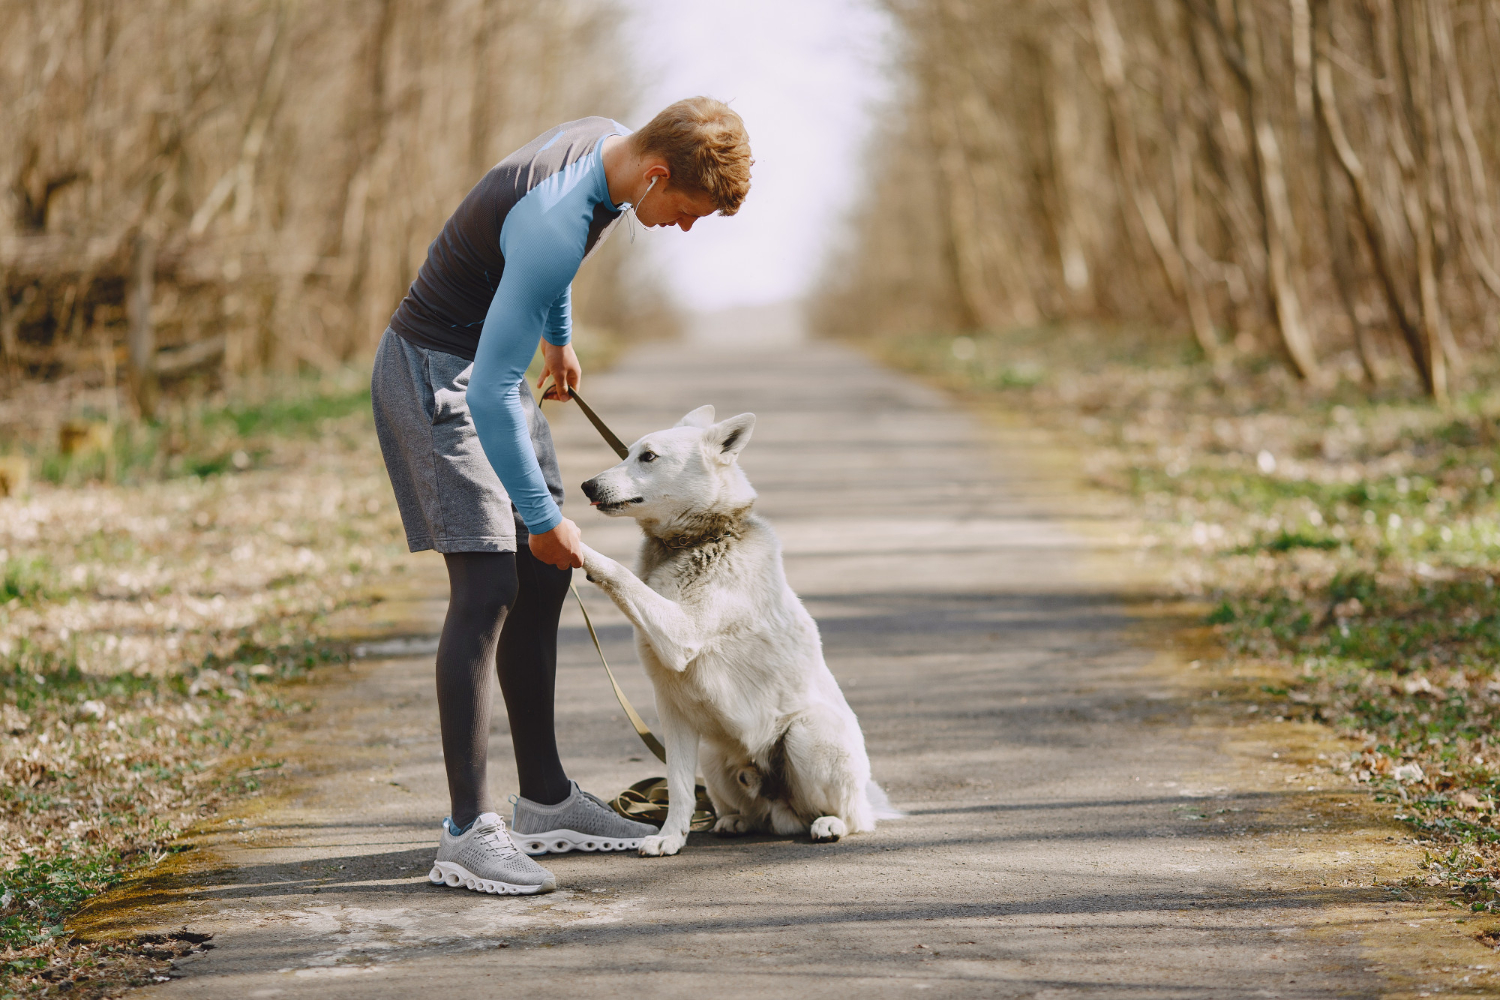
[639,707,698,857]
[581,545,704,671]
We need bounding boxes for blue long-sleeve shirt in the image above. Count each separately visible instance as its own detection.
[388,117,627,535]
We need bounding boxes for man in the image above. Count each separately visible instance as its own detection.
[371,98,752,895]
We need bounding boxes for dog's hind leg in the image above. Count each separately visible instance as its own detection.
[779,705,874,838]
[639,704,698,857]
[702,747,762,836]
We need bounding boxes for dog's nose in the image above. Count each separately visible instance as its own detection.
[580,477,600,502]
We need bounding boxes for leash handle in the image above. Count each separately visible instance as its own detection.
[570,582,667,764]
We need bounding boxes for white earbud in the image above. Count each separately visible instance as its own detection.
[625,175,659,242]
[633,175,659,210]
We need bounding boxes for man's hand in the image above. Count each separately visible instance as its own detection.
[538,342,581,401]
[529,517,583,570]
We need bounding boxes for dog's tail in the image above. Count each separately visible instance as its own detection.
[866,780,904,820]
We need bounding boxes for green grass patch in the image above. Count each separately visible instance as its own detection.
[203,387,371,440]
[18,373,373,490]
[0,558,59,606]
[0,627,351,956]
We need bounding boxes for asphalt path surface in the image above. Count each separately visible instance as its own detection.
[112,336,1384,998]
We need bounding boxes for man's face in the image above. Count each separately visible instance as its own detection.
[635,179,718,231]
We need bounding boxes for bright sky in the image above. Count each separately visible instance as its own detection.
[618,0,894,312]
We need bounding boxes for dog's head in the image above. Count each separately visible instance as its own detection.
[580,405,757,531]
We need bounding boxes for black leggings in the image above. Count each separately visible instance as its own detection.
[437,548,572,827]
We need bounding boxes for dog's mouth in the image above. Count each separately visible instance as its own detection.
[590,497,643,514]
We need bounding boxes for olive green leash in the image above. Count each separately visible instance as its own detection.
[568,580,665,764]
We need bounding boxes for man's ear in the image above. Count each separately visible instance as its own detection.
[707,413,755,462]
[676,405,715,428]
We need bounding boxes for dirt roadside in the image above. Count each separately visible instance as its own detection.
[976,397,1500,998]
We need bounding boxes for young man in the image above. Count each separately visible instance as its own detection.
[371,98,752,895]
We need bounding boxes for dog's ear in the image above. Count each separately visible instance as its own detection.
[675,405,715,428]
[707,413,755,462]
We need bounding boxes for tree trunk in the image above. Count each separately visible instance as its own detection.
[1046,30,1093,305]
[126,232,158,419]
[1430,0,1500,299]
[1371,0,1447,400]
[1310,0,1377,382]
[1315,33,1430,390]
[1236,0,1321,382]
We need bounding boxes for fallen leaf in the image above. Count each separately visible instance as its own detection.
[1393,762,1425,784]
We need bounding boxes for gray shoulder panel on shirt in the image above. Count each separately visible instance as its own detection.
[388,117,623,360]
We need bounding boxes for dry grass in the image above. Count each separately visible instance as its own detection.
[0,372,407,997]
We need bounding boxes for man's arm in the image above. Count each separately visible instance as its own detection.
[543,284,571,346]
[538,287,582,400]
[467,219,580,539]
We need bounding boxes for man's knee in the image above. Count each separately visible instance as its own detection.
[445,552,520,620]
[517,546,572,606]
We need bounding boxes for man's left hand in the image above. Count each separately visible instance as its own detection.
[538,342,581,401]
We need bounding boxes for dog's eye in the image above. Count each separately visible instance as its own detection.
[639,451,657,463]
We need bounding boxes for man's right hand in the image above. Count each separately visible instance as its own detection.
[529,517,583,570]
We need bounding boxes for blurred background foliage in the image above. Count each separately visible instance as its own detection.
[819,0,1500,401]
[0,0,674,485]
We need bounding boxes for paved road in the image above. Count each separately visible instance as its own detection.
[103,336,1383,998]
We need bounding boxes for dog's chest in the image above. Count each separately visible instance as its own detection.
[639,542,734,599]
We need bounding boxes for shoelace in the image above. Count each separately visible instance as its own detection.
[470,819,520,859]
[581,789,623,817]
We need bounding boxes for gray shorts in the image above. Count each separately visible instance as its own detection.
[371,327,564,554]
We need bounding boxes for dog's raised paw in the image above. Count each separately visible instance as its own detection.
[810,816,847,842]
[712,814,751,836]
[638,834,684,857]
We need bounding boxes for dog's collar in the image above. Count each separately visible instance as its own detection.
[651,510,750,551]
[660,530,728,550]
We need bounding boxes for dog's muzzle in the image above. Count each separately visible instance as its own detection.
[580,476,641,514]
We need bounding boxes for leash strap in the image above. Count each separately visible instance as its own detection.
[569,582,666,764]
[542,382,665,764]
[566,387,629,459]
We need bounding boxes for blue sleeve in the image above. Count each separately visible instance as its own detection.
[467,200,585,535]
[543,285,571,347]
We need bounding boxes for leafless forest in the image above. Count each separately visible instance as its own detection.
[0,0,664,425]
[820,0,1500,401]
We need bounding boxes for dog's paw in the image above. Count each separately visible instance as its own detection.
[638,833,685,857]
[712,814,752,837]
[578,548,603,579]
[810,816,847,842]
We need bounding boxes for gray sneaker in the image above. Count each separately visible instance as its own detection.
[511,781,659,855]
[429,812,557,894]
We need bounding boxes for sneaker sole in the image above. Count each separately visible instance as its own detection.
[515,829,645,855]
[428,860,555,895]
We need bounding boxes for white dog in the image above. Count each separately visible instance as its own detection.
[578,405,894,857]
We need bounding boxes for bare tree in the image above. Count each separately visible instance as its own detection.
[819,0,1499,399]
[0,0,669,412]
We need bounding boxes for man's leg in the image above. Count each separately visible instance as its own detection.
[495,545,573,806]
[436,551,519,830]
[497,545,661,854]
